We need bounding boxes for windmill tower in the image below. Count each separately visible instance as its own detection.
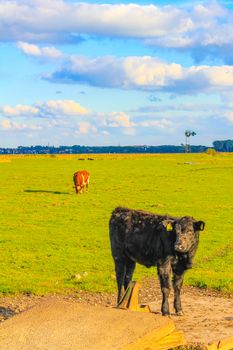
[184,130,196,153]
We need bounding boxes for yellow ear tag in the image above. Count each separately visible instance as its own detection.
[166,223,173,231]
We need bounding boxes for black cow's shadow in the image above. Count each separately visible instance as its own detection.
[0,306,16,321]
[24,189,70,195]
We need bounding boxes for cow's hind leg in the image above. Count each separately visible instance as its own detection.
[157,261,172,316]
[172,264,185,316]
[124,258,136,291]
[114,258,126,304]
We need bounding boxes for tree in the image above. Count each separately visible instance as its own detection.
[213,140,233,152]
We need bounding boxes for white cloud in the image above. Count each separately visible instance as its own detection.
[106,112,135,128]
[75,121,97,135]
[101,130,110,136]
[225,112,233,122]
[219,92,233,123]
[15,40,233,92]
[0,100,88,118]
[17,42,63,59]
[221,92,233,110]
[0,99,139,138]
[2,0,233,60]
[0,119,42,131]
[1,98,230,145]
[122,127,136,136]
[37,100,88,116]
[1,105,39,117]
[44,53,233,93]
[139,118,173,128]
[0,2,194,42]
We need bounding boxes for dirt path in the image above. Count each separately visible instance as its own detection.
[0,279,232,347]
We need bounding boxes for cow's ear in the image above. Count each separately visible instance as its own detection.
[162,220,174,231]
[194,221,205,231]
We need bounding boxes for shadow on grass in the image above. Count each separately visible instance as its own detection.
[24,189,70,195]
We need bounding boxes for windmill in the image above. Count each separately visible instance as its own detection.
[184,130,196,153]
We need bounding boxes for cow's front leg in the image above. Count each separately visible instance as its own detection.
[157,262,172,316]
[172,265,185,316]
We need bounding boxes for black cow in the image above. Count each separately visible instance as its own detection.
[109,207,205,316]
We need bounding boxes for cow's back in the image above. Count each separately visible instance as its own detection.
[110,207,163,238]
[73,170,90,186]
[109,207,172,266]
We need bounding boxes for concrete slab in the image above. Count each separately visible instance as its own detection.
[0,298,175,350]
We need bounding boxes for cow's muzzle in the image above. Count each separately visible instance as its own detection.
[174,243,188,253]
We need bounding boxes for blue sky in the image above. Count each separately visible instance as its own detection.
[1,0,233,147]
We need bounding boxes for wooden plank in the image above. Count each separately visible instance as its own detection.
[218,336,233,350]
[206,344,217,350]
[150,330,187,350]
[127,281,140,311]
[117,281,152,312]
[117,281,137,309]
[122,319,176,350]
[207,336,233,350]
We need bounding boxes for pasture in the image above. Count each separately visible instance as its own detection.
[0,153,233,296]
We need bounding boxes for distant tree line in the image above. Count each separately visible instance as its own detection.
[213,140,233,152]
[0,140,232,154]
[0,144,207,154]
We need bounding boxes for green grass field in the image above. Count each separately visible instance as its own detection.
[0,153,233,295]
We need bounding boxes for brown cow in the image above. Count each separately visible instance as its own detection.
[73,170,90,194]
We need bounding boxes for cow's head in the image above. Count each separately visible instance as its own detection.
[163,216,205,253]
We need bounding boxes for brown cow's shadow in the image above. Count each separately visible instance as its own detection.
[0,306,16,321]
[24,189,69,195]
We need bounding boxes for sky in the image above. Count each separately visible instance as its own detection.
[1,0,233,147]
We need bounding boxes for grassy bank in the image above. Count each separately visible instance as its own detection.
[0,153,232,295]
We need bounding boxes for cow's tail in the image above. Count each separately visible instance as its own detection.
[73,172,77,185]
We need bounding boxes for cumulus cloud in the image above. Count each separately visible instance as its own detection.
[16,41,233,92]
[0,119,42,131]
[37,100,88,116]
[0,99,139,137]
[220,91,233,106]
[1,104,39,117]
[2,1,233,61]
[17,42,63,59]
[219,92,233,123]
[70,111,137,137]
[225,112,233,122]
[0,100,88,118]
[0,2,194,42]
[139,119,173,129]
[105,112,135,128]
[42,54,233,93]
[97,111,137,136]
[75,121,97,135]
[1,97,225,143]
[76,110,172,137]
